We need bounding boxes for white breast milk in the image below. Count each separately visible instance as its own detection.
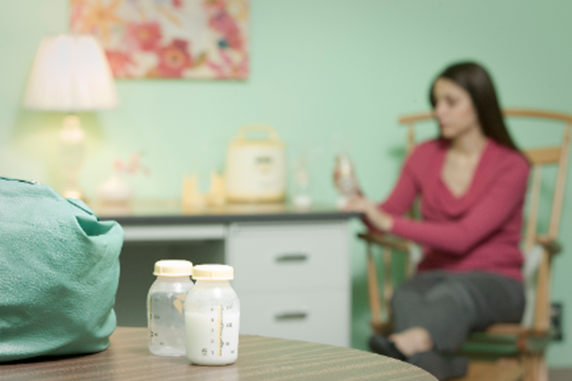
[185,310,240,365]
[184,264,240,366]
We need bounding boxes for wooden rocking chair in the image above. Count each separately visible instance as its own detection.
[358,109,572,381]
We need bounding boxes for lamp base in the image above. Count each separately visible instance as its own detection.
[60,114,85,200]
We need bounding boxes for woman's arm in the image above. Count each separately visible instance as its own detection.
[379,163,420,216]
[345,157,420,233]
[391,158,529,254]
[344,196,394,231]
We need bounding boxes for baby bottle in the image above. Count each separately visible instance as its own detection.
[147,260,194,356]
[334,153,358,208]
[185,264,240,366]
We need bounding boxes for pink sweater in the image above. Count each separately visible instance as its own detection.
[376,138,530,282]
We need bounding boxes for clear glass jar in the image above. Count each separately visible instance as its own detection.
[185,264,240,366]
[334,153,358,208]
[147,260,194,356]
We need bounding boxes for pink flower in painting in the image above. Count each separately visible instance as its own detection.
[105,50,136,78]
[208,49,248,79]
[204,0,244,50]
[156,39,193,77]
[127,21,163,52]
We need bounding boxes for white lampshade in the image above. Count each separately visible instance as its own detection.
[24,34,118,112]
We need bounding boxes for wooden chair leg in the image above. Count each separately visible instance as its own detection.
[522,354,548,381]
[382,246,393,321]
[367,242,382,330]
[366,242,393,336]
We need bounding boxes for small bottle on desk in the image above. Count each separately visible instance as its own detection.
[185,264,240,366]
[147,260,194,356]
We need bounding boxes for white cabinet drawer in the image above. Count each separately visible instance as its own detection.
[227,221,350,292]
[238,290,350,347]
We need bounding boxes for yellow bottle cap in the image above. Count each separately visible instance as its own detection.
[192,264,234,280]
[153,260,193,276]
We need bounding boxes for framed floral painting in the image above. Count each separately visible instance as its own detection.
[71,0,249,79]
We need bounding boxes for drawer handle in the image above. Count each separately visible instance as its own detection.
[274,312,308,321]
[275,253,308,263]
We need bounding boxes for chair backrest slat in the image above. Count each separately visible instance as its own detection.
[524,148,562,165]
[525,165,542,252]
[406,123,416,154]
[504,108,572,123]
[548,125,571,238]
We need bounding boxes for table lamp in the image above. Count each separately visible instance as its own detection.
[24,34,118,200]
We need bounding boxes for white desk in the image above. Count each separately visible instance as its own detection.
[97,201,359,348]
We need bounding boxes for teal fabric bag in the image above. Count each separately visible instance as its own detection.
[0,176,124,362]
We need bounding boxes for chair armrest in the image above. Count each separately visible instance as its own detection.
[535,235,562,256]
[485,323,529,336]
[357,232,410,252]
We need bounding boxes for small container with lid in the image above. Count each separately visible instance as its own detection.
[147,260,194,356]
[185,264,240,366]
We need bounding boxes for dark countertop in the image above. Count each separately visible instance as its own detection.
[95,200,362,225]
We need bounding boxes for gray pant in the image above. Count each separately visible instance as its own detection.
[391,270,525,352]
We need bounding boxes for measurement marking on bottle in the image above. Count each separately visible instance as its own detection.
[217,305,222,356]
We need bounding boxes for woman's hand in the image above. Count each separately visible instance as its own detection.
[343,196,394,232]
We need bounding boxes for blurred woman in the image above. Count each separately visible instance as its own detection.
[344,62,529,380]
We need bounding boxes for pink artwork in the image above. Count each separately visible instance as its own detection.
[71,0,249,79]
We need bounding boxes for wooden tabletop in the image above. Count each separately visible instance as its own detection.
[1,327,436,381]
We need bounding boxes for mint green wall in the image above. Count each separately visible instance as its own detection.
[1,0,571,366]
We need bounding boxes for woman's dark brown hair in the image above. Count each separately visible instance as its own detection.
[429,62,520,151]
